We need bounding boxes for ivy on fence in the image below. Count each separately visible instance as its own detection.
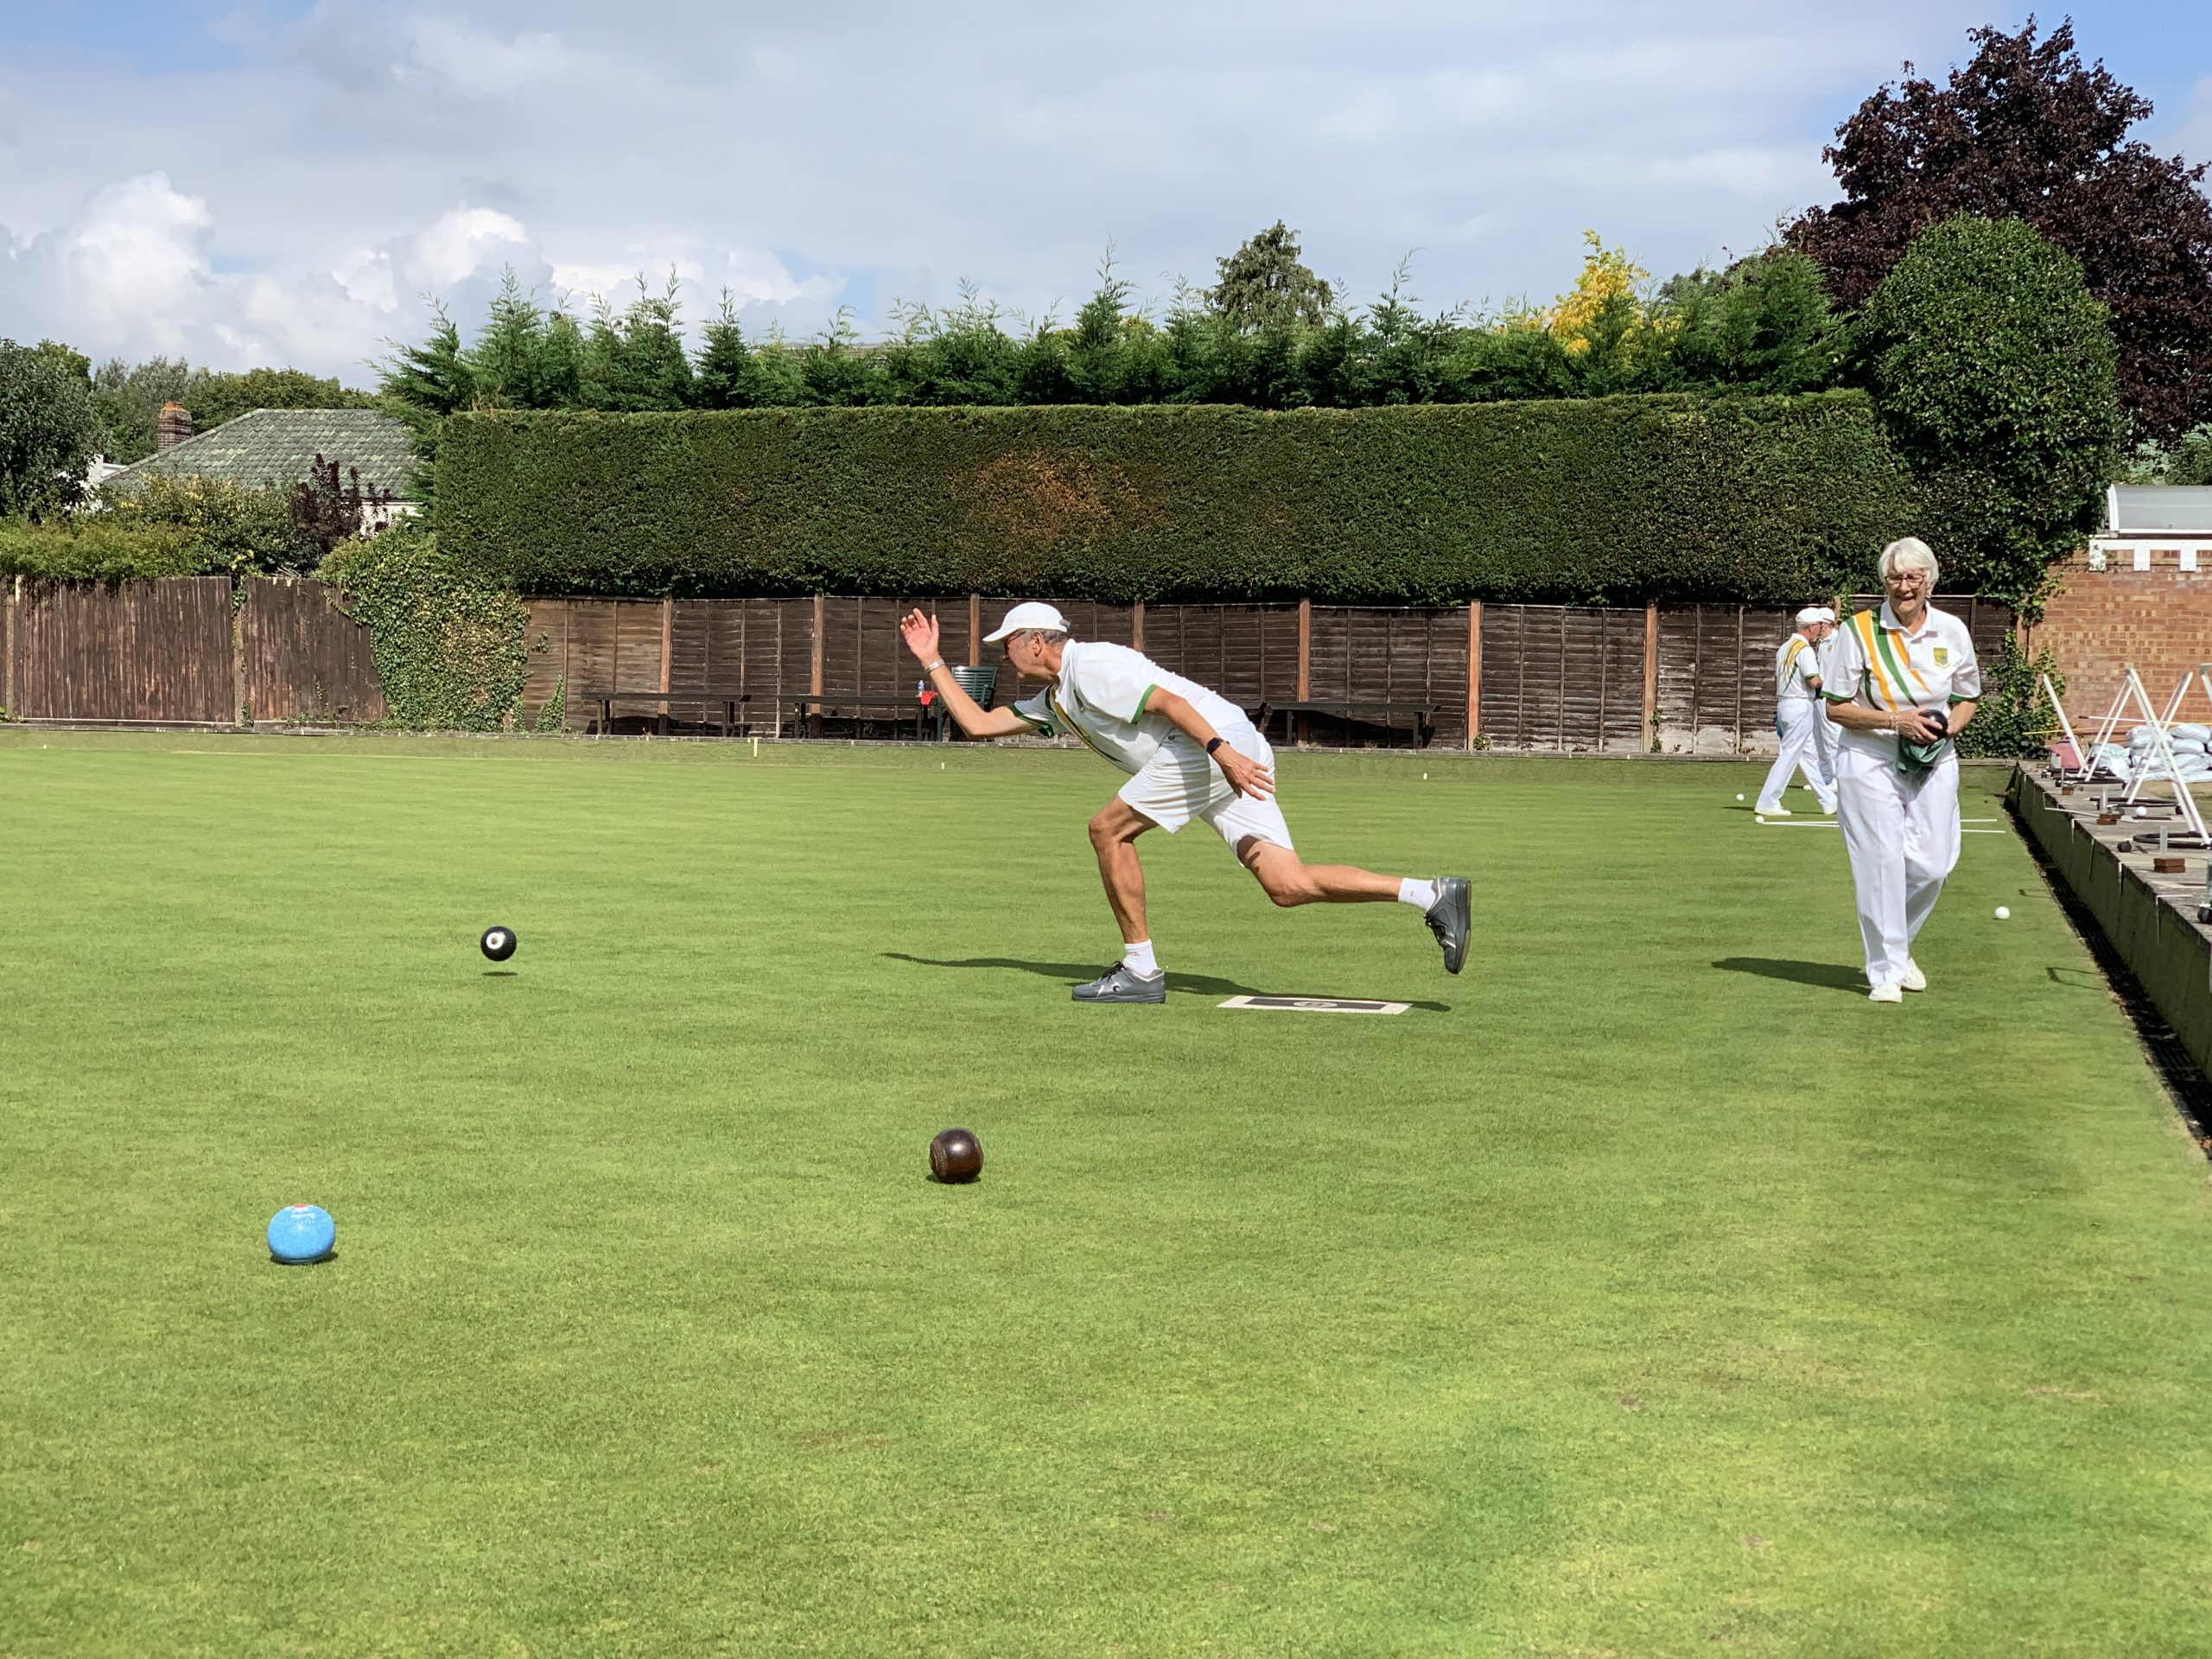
[320,527,533,730]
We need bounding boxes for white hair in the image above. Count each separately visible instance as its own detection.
[1878,537,1940,588]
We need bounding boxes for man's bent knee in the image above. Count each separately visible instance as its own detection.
[1241,839,1313,906]
[1090,804,1149,850]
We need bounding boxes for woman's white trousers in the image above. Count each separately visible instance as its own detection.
[1834,746,1961,989]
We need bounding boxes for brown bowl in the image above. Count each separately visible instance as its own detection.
[929,1128,983,1184]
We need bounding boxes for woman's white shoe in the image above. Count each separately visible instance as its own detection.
[1868,982,1904,1003]
[1901,959,1928,992]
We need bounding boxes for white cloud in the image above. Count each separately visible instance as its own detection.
[1646,146,1834,199]
[2,0,2026,381]
[396,19,583,99]
[2173,74,2212,168]
[61,175,216,338]
[720,249,837,309]
[408,207,531,289]
[333,247,398,313]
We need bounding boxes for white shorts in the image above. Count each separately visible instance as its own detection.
[1117,729,1294,853]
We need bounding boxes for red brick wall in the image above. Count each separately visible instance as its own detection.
[2026,543,2212,721]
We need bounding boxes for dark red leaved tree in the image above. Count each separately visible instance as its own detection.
[1789,18,2212,437]
[289,454,395,570]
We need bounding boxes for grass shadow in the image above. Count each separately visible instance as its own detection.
[883,953,1450,1013]
[1713,957,1866,996]
[482,970,518,978]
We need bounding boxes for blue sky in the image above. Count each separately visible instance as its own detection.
[1,2,2204,387]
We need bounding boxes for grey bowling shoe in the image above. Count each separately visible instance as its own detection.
[1425,877,1471,975]
[1071,963,1167,1004]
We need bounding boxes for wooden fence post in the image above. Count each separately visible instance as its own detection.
[1465,602,1482,750]
[1295,599,1312,699]
[3,575,16,721]
[1643,601,1658,753]
[233,578,249,727]
[658,595,674,734]
[1725,610,1743,752]
[1131,600,1144,653]
[810,593,825,737]
[968,594,981,666]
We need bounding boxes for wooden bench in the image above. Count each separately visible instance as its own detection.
[790,696,931,741]
[579,688,752,736]
[1254,699,1437,748]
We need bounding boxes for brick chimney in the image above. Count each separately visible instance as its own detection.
[156,402,194,450]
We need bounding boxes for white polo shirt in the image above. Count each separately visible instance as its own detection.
[1822,602,1982,759]
[1774,632,1823,702]
[1011,641,1255,776]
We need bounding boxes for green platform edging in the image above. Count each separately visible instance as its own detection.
[2010,768,2212,1082]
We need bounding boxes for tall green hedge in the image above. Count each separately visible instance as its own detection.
[435,393,1923,605]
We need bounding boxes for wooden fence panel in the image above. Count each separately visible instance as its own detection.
[240,578,387,724]
[1419,608,1473,750]
[1143,604,1302,712]
[667,599,713,693]
[1299,607,1466,747]
[467,590,2025,747]
[804,595,926,734]
[14,577,234,723]
[546,599,618,728]
[1653,604,1790,753]
[521,598,569,723]
[1478,604,1557,750]
[1475,605,1647,752]
[613,601,665,702]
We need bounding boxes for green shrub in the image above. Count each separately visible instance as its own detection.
[99,474,303,575]
[1956,637,2065,759]
[435,393,1924,605]
[0,476,318,582]
[321,526,532,730]
[1852,216,2121,616]
[0,516,202,581]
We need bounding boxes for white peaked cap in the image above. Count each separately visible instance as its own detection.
[1795,607,1825,626]
[984,601,1071,641]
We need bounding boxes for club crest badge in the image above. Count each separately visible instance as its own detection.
[1933,646,1950,666]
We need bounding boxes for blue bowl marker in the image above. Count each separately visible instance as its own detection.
[267,1204,336,1264]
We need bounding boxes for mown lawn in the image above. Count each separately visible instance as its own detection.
[2,730,2208,1657]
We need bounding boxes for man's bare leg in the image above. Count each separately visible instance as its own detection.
[1240,836,1471,973]
[1089,799,1157,944]
[1238,838,1401,906]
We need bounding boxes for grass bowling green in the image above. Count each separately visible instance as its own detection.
[3,729,2209,1657]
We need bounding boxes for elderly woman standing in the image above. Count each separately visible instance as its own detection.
[1821,538,1980,1003]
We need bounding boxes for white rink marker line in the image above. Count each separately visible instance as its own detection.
[1218,995,1412,1014]
[1756,817,2002,835]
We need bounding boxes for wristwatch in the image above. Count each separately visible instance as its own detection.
[1205,737,1226,755]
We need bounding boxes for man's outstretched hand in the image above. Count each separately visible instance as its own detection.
[899,609,941,667]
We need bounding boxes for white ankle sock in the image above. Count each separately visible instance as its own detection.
[1122,940,1159,976]
[1397,879,1439,911]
